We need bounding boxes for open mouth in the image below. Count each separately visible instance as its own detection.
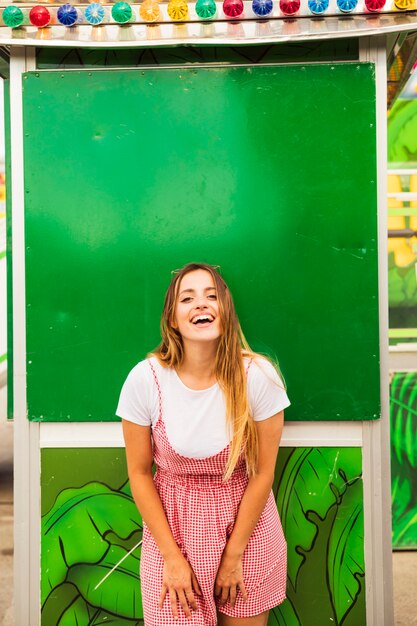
[191,314,215,326]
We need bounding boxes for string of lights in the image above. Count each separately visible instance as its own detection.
[1,0,415,28]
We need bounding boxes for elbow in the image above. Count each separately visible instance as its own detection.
[249,469,275,491]
[128,467,153,483]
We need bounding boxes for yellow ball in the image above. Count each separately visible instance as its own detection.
[394,0,415,10]
[167,0,189,20]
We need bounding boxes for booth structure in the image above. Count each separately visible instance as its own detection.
[3,3,415,624]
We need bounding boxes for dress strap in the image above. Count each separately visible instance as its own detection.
[148,359,163,422]
[245,357,254,376]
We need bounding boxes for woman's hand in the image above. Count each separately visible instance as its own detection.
[159,552,202,619]
[214,550,248,609]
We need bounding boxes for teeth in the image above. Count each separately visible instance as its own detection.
[192,315,213,324]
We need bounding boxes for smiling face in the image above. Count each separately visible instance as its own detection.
[174,269,222,345]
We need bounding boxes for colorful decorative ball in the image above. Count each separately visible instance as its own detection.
[57,4,78,26]
[139,0,162,22]
[279,0,300,14]
[112,1,133,22]
[167,0,189,20]
[336,0,357,11]
[393,0,413,8]
[252,0,273,15]
[2,5,25,28]
[195,0,217,17]
[29,5,51,27]
[223,0,244,17]
[364,0,385,10]
[308,0,329,13]
[85,3,105,24]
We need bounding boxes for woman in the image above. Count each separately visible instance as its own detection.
[117,262,290,626]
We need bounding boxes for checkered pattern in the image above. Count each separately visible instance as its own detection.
[140,360,287,626]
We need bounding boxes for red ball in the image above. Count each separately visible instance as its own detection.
[364,0,385,9]
[29,5,51,27]
[223,0,244,17]
[279,0,300,13]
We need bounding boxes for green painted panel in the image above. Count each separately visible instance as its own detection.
[36,40,359,69]
[40,446,365,625]
[390,371,417,549]
[23,64,379,422]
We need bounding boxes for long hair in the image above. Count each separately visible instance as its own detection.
[150,262,283,481]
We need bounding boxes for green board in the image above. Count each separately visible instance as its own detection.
[23,63,379,422]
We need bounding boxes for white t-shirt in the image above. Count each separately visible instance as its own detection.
[116,356,290,459]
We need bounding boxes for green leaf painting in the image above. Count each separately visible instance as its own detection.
[327,480,364,623]
[272,447,364,626]
[41,447,364,626]
[67,545,142,619]
[391,372,417,549]
[41,469,143,625]
[388,99,417,163]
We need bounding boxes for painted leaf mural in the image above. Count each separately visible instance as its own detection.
[41,448,364,626]
[272,447,365,626]
[390,372,417,549]
[41,479,143,624]
[67,545,143,618]
[275,448,362,587]
[327,479,364,623]
[57,595,91,626]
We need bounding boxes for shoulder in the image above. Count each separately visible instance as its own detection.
[125,358,153,382]
[117,358,159,425]
[245,355,285,387]
[128,355,169,381]
[246,354,290,420]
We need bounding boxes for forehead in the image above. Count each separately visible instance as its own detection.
[178,269,215,292]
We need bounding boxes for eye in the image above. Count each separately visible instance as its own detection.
[180,297,192,303]
[208,294,217,300]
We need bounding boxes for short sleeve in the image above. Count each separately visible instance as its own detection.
[247,357,291,421]
[116,360,153,426]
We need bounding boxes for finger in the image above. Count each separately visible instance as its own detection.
[177,589,191,618]
[239,580,248,604]
[169,587,179,620]
[158,584,167,609]
[220,585,229,606]
[191,571,202,596]
[185,586,197,610]
[214,581,221,597]
[229,584,237,608]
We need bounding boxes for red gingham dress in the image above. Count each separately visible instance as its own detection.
[140,360,287,626]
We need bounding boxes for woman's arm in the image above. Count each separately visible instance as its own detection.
[214,410,284,608]
[122,419,201,618]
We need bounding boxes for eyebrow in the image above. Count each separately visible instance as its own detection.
[178,287,216,297]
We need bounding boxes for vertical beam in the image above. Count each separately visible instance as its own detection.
[11,46,40,626]
[360,36,394,626]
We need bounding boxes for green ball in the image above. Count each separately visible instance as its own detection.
[111,1,133,23]
[195,0,217,18]
[2,5,24,28]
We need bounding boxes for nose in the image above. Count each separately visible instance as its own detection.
[195,295,209,308]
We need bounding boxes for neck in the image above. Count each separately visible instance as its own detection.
[179,340,218,380]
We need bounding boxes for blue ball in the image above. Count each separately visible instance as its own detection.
[85,3,105,24]
[57,4,78,26]
[252,0,273,15]
[337,0,358,12]
[308,0,329,13]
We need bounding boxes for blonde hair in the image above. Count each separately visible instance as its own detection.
[149,262,285,481]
